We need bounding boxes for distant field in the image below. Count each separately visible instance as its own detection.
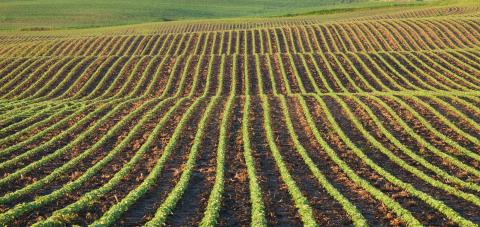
[0,0,421,30]
[0,0,480,226]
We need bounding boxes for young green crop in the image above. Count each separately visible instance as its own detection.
[311,93,476,226]
[241,95,267,227]
[32,98,184,227]
[417,52,480,90]
[0,98,160,205]
[146,96,220,226]
[0,59,36,86]
[0,101,114,172]
[199,95,235,226]
[0,99,129,187]
[334,94,480,200]
[92,97,203,226]
[387,95,480,162]
[1,58,58,98]
[295,94,422,226]
[0,105,79,146]
[277,95,367,226]
[27,58,84,99]
[364,95,480,178]
[406,95,478,144]
[0,99,145,225]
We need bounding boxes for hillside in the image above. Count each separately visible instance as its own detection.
[0,0,421,30]
[0,1,479,226]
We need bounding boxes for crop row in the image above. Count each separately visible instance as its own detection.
[145,6,479,34]
[0,51,478,104]
[0,18,478,58]
[0,90,478,226]
[359,6,480,20]
[0,5,476,40]
[0,8,479,226]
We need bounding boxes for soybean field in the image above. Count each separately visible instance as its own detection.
[0,1,479,226]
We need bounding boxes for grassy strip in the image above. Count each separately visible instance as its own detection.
[280,3,422,17]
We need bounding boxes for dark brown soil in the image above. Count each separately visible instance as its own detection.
[163,98,224,226]
[268,96,353,225]
[289,96,400,226]
[217,97,251,227]
[317,95,453,226]
[359,96,480,186]
[249,96,303,226]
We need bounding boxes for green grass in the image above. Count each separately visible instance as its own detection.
[0,0,425,30]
